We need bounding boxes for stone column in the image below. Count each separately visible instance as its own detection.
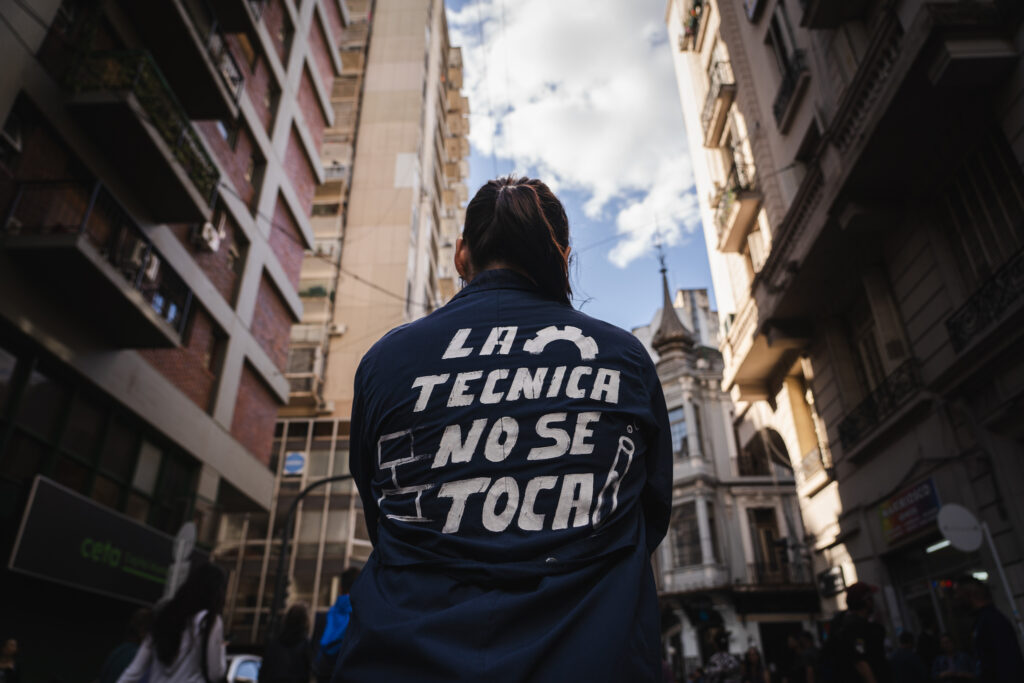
[696,493,714,564]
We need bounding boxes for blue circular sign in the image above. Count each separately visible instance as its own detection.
[283,452,305,476]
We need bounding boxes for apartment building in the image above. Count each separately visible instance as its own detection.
[667,0,1024,651]
[635,271,817,675]
[212,0,470,646]
[0,0,348,673]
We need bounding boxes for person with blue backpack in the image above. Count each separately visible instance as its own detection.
[314,567,360,682]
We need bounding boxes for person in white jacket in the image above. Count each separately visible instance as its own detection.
[118,563,227,683]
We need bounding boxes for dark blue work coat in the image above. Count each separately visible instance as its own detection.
[334,269,672,682]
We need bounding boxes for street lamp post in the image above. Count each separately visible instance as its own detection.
[266,473,354,645]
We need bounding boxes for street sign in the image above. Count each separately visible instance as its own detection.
[283,452,306,476]
[879,478,940,545]
[818,565,846,597]
[938,504,983,552]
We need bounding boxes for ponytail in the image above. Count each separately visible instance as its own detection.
[463,176,572,304]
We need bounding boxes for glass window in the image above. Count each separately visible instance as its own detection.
[325,509,349,542]
[308,448,330,478]
[132,441,162,494]
[668,407,688,458]
[1,432,49,483]
[670,502,701,568]
[91,475,121,509]
[62,393,106,460]
[332,449,350,477]
[16,368,69,437]
[100,417,138,481]
[298,508,323,543]
[0,344,17,414]
[124,492,150,524]
[53,455,90,493]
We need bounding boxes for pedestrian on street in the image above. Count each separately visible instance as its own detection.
[930,633,974,681]
[260,603,312,683]
[314,567,359,682]
[117,562,226,683]
[333,176,673,681]
[954,577,1024,683]
[0,638,19,683]
[705,632,741,683]
[741,646,770,683]
[822,582,890,683]
[98,609,152,683]
[888,631,927,683]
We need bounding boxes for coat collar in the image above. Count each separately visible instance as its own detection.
[450,268,540,301]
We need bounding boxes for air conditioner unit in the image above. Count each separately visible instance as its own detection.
[196,215,226,253]
[329,323,347,336]
[144,253,161,281]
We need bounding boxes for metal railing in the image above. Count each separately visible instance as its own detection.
[680,0,705,51]
[714,160,758,238]
[700,60,735,139]
[797,446,825,483]
[945,246,1024,352]
[747,558,812,585]
[772,49,808,127]
[69,51,220,206]
[737,454,772,477]
[180,0,245,102]
[3,180,193,337]
[837,359,920,451]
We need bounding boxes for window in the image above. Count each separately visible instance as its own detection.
[670,502,702,568]
[847,293,885,394]
[668,407,688,459]
[216,120,239,149]
[748,507,782,573]
[691,403,706,459]
[940,130,1024,292]
[766,2,797,76]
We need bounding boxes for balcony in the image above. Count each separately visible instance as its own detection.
[660,563,730,595]
[798,0,868,29]
[945,247,1024,353]
[67,51,219,222]
[714,161,761,253]
[115,0,244,120]
[2,181,192,347]
[447,91,470,116]
[772,49,810,133]
[746,558,813,586]
[701,61,736,148]
[286,372,323,407]
[208,0,266,32]
[837,359,920,451]
[677,0,705,52]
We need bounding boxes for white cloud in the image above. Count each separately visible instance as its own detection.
[447,0,699,267]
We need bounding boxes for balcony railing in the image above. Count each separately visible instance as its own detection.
[69,51,220,206]
[3,180,193,338]
[747,558,812,586]
[796,446,825,483]
[772,49,809,131]
[679,0,705,52]
[714,160,758,237]
[700,60,736,147]
[837,359,920,451]
[945,246,1024,352]
[180,0,245,103]
[737,454,771,477]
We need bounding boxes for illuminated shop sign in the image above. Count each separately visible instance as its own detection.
[879,478,941,545]
[8,476,205,605]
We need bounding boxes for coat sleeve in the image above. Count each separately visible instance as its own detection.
[205,615,227,681]
[640,356,672,555]
[115,637,152,683]
[349,356,380,546]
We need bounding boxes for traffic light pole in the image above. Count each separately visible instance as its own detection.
[266,473,354,645]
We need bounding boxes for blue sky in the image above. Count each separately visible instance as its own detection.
[444,0,715,332]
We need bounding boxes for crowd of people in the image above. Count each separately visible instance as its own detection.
[672,579,1024,683]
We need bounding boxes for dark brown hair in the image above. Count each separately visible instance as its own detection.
[462,176,572,304]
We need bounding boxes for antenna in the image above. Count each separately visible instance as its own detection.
[653,217,668,274]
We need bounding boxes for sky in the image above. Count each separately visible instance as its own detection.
[443,0,715,332]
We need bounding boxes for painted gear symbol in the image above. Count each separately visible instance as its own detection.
[522,325,599,360]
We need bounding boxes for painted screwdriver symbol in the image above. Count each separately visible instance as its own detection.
[592,435,636,528]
